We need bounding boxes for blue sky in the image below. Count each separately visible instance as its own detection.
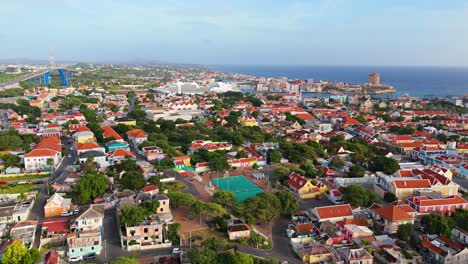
[1,0,467,66]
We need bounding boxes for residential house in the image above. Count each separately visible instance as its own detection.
[10,220,37,247]
[73,131,96,143]
[229,157,266,168]
[71,204,105,232]
[24,137,62,172]
[451,227,468,246]
[44,193,72,217]
[296,245,332,264]
[142,146,165,161]
[341,224,373,240]
[101,126,123,142]
[227,223,251,240]
[420,236,468,264]
[388,179,432,200]
[309,204,354,223]
[0,198,34,224]
[372,205,414,234]
[333,246,374,264]
[314,221,346,245]
[105,140,129,153]
[107,148,135,164]
[42,217,69,239]
[76,142,105,155]
[78,151,108,169]
[127,129,148,147]
[67,230,102,260]
[287,172,322,199]
[114,117,136,126]
[239,116,259,127]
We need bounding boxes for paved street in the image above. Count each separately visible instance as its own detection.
[30,138,76,248]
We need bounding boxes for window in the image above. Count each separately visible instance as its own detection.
[160,208,163,212]
[144,236,148,240]
[80,248,83,252]
[91,247,94,250]
[72,249,74,253]
[163,201,166,205]
[144,228,148,233]
[155,228,159,232]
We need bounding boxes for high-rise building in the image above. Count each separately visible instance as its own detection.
[368,72,380,85]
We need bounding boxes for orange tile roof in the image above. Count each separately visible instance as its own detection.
[127,129,147,139]
[393,179,431,189]
[76,142,100,150]
[374,205,413,222]
[101,126,122,140]
[315,204,353,220]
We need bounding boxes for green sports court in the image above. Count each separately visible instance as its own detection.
[211,175,264,202]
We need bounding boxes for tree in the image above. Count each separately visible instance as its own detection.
[300,161,318,178]
[0,133,23,151]
[266,149,281,164]
[139,199,160,215]
[451,208,468,227]
[188,247,217,264]
[397,223,414,242]
[342,185,379,207]
[236,150,248,159]
[219,253,254,264]
[368,156,400,175]
[120,205,146,226]
[2,240,41,264]
[0,154,20,167]
[275,190,299,216]
[209,155,230,171]
[330,156,345,168]
[80,108,97,122]
[384,192,398,203]
[234,192,281,228]
[436,133,448,142]
[73,173,109,203]
[127,109,146,121]
[167,191,196,208]
[168,223,181,245]
[213,190,236,207]
[421,213,454,236]
[120,170,145,191]
[348,165,366,178]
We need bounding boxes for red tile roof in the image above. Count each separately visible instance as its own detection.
[101,126,122,140]
[315,204,353,220]
[393,179,431,189]
[374,205,413,222]
[228,224,250,232]
[287,172,309,190]
[25,149,58,158]
[127,129,147,139]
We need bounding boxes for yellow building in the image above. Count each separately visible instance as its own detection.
[73,131,96,144]
[115,117,137,126]
[288,172,326,199]
[238,116,259,127]
[297,245,331,264]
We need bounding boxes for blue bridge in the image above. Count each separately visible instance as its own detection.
[24,68,78,87]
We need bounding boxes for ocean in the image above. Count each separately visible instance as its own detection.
[212,65,468,97]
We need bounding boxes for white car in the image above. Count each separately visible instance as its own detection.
[68,154,72,158]
[68,256,83,262]
[61,211,73,217]
[172,248,182,254]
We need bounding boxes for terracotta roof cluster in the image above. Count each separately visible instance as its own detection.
[287,172,309,190]
[25,137,62,158]
[407,195,467,207]
[373,205,413,222]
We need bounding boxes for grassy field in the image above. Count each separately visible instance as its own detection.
[0,183,38,194]
[182,228,227,245]
[0,173,49,182]
[0,73,27,82]
[161,180,186,191]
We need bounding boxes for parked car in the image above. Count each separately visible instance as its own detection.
[172,248,182,254]
[83,253,96,260]
[73,209,80,215]
[68,256,83,262]
[61,211,73,217]
[33,180,45,185]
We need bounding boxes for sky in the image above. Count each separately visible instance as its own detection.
[1,0,468,66]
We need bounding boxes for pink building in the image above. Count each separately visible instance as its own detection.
[406,195,468,216]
